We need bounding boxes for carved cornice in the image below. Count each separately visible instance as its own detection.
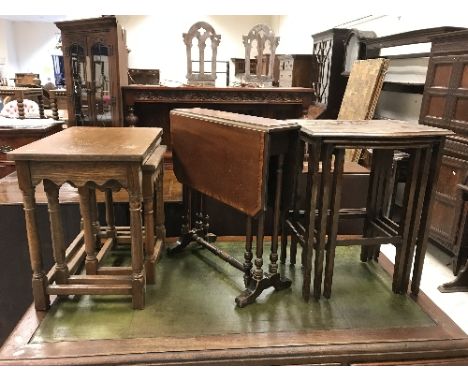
[126,89,311,104]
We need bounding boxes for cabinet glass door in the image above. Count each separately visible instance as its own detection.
[70,43,90,125]
[90,42,112,126]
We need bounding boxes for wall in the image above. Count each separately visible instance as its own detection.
[0,19,19,83]
[4,14,468,90]
[11,21,61,86]
[118,15,277,86]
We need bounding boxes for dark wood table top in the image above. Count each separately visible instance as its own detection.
[289,119,455,138]
[172,108,300,132]
[7,126,163,162]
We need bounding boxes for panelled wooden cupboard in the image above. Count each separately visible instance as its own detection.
[420,30,468,273]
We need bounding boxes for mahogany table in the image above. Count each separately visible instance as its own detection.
[7,127,165,310]
[284,119,454,301]
[169,108,300,307]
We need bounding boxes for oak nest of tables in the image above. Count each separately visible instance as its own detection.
[7,126,166,310]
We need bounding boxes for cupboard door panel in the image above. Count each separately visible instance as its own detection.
[431,156,467,252]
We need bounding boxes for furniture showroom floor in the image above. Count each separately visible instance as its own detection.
[381,243,468,334]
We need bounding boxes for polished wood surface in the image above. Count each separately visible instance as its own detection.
[171,108,298,216]
[290,119,454,138]
[8,126,162,162]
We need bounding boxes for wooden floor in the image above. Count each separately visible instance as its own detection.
[1,241,467,365]
[0,167,182,205]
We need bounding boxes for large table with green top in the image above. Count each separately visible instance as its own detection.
[0,241,467,365]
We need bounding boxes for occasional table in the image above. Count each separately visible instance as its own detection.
[7,127,165,310]
[169,108,299,307]
[285,119,454,301]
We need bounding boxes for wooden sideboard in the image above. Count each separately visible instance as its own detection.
[121,85,315,151]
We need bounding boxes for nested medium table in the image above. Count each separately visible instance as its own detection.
[285,120,453,301]
[7,127,165,310]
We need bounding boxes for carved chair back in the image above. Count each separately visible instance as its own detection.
[183,21,221,86]
[242,24,279,86]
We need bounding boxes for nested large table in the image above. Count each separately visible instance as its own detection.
[170,108,300,307]
[7,127,165,310]
[284,119,454,301]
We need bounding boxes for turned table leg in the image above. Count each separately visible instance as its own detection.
[155,164,166,243]
[128,166,145,309]
[269,155,285,276]
[243,216,253,286]
[44,179,69,284]
[37,94,45,119]
[50,96,59,120]
[79,186,98,275]
[17,97,25,119]
[89,186,101,250]
[104,189,116,239]
[16,162,50,310]
[143,167,156,284]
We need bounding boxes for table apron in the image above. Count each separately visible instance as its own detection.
[29,161,139,189]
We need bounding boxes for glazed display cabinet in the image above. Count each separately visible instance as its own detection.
[55,16,128,126]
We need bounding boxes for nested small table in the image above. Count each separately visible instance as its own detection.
[285,120,453,301]
[7,127,165,310]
